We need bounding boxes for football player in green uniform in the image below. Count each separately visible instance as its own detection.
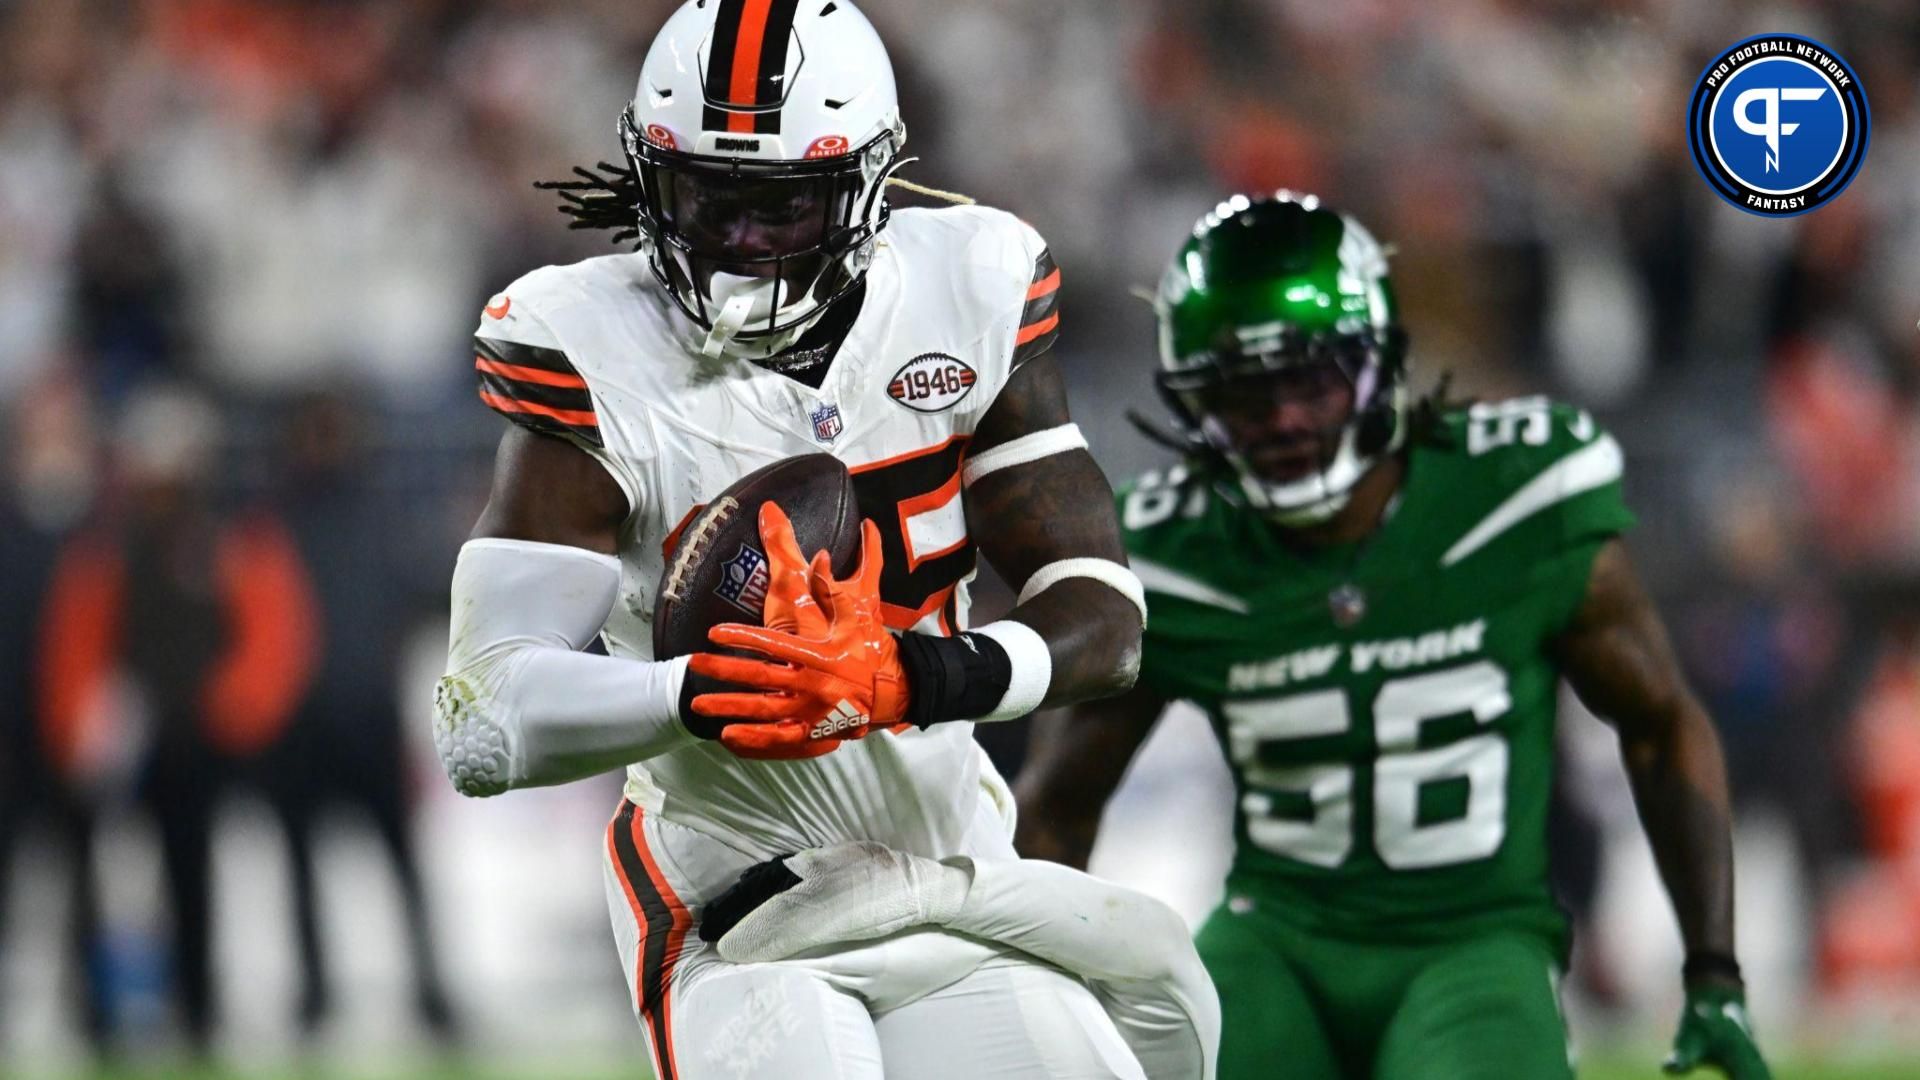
[1015,192,1771,1079]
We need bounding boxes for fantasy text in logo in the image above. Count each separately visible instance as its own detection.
[1687,34,1868,217]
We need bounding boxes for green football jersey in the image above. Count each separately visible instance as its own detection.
[1119,398,1636,948]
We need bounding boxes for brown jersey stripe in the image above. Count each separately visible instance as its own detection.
[608,802,686,1080]
[478,391,596,428]
[1012,313,1060,368]
[474,356,588,390]
[1027,267,1061,302]
[1019,289,1060,335]
[478,390,603,447]
[1027,247,1059,289]
[1016,312,1060,345]
[1012,246,1061,367]
[1018,248,1061,329]
[475,336,583,377]
[476,367,594,416]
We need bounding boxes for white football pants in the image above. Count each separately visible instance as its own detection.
[602,793,1144,1080]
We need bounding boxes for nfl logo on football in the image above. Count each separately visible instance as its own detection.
[811,402,843,443]
[714,544,772,617]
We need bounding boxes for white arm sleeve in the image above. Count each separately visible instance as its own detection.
[435,538,692,797]
[716,845,1219,1080]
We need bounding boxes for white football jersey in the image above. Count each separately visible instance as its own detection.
[471,205,1061,860]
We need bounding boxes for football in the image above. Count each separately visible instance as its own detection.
[652,453,863,661]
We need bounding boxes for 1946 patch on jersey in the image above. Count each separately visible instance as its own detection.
[888,353,977,413]
[715,544,771,617]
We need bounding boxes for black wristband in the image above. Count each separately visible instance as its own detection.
[894,630,1014,728]
[1682,950,1744,987]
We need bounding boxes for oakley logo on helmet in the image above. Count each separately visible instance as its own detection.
[1687,34,1869,217]
[643,124,679,150]
[806,135,852,159]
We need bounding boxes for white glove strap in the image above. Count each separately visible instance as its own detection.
[971,619,1052,723]
[1017,557,1148,625]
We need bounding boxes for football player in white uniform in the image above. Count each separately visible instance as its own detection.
[435,2,1203,1077]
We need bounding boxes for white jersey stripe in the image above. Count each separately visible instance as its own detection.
[1440,434,1624,567]
[1131,556,1251,615]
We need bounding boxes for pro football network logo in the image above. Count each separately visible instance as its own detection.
[714,544,771,617]
[1688,34,1869,217]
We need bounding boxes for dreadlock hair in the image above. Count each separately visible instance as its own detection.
[533,161,647,248]
[1407,371,1475,446]
[535,155,978,241]
[1127,370,1474,477]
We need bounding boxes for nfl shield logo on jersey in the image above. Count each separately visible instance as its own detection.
[810,403,843,443]
[714,544,771,617]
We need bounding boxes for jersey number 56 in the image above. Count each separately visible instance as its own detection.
[1224,661,1512,870]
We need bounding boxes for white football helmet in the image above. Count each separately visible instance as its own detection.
[623,0,906,359]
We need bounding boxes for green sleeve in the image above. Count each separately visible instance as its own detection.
[1542,403,1636,551]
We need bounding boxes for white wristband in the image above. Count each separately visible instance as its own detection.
[971,620,1052,723]
[1017,557,1148,626]
[961,423,1088,487]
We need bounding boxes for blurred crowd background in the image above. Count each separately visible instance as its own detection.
[3,0,1919,1075]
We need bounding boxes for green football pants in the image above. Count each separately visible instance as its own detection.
[1196,902,1574,1079]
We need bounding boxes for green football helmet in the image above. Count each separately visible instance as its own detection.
[1154,191,1410,525]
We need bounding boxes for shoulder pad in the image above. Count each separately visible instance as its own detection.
[1445,397,1599,458]
[472,265,600,447]
[1434,397,1634,566]
[892,206,1059,365]
[473,264,578,346]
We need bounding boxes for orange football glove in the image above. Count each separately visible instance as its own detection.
[689,517,909,758]
[689,503,842,761]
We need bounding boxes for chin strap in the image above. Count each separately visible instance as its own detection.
[701,293,758,358]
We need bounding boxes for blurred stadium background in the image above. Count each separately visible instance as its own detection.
[2,0,1919,1076]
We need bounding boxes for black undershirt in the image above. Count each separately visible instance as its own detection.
[748,281,867,390]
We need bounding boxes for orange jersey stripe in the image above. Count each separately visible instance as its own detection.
[849,434,970,476]
[479,390,597,427]
[728,0,775,133]
[1015,312,1061,346]
[475,356,588,390]
[1026,267,1061,301]
[880,582,960,634]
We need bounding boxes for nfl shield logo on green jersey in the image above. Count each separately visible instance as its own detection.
[1328,584,1368,627]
